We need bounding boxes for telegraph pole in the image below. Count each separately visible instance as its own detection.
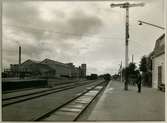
[110,2,144,90]
[18,45,21,79]
[120,61,123,83]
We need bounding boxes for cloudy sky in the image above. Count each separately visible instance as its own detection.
[2,0,165,75]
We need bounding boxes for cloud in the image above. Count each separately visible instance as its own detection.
[2,0,164,75]
[67,9,103,35]
[3,2,41,26]
[3,1,104,66]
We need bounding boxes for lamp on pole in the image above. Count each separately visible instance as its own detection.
[138,20,165,30]
[110,2,144,90]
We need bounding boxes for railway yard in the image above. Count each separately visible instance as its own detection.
[2,1,165,121]
[2,79,108,121]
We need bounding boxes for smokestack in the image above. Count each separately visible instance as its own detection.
[132,54,134,63]
[19,46,21,65]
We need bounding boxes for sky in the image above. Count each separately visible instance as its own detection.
[2,0,165,75]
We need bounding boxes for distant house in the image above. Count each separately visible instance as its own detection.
[152,34,165,89]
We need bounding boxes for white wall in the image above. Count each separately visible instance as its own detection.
[152,54,165,88]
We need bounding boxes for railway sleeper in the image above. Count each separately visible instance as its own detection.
[39,83,106,121]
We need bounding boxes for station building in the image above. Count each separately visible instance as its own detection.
[152,34,165,89]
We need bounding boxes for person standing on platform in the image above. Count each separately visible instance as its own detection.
[136,71,142,93]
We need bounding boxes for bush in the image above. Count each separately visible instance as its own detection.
[87,74,98,80]
[104,74,111,81]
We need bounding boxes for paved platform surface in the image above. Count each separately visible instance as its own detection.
[79,80,165,121]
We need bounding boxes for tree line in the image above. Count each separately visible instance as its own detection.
[119,53,152,87]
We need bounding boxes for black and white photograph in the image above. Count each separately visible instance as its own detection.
[1,0,166,121]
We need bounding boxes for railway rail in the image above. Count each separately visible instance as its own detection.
[3,79,86,100]
[35,80,108,121]
[2,79,101,107]
[2,79,80,94]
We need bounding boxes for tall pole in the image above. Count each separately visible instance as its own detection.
[19,46,21,65]
[18,45,21,79]
[120,61,123,83]
[125,7,129,67]
[110,2,144,90]
[124,7,129,90]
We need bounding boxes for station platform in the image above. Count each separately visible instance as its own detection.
[79,80,165,121]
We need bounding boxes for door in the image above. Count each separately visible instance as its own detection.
[158,66,162,85]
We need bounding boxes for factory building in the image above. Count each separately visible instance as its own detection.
[19,59,56,78]
[66,63,79,78]
[41,59,71,77]
[81,64,86,78]
[3,58,86,79]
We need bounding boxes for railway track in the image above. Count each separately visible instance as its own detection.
[2,79,81,95]
[2,87,43,94]
[3,79,86,100]
[35,81,108,121]
[2,79,101,107]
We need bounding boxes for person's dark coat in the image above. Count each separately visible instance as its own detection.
[136,73,142,93]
